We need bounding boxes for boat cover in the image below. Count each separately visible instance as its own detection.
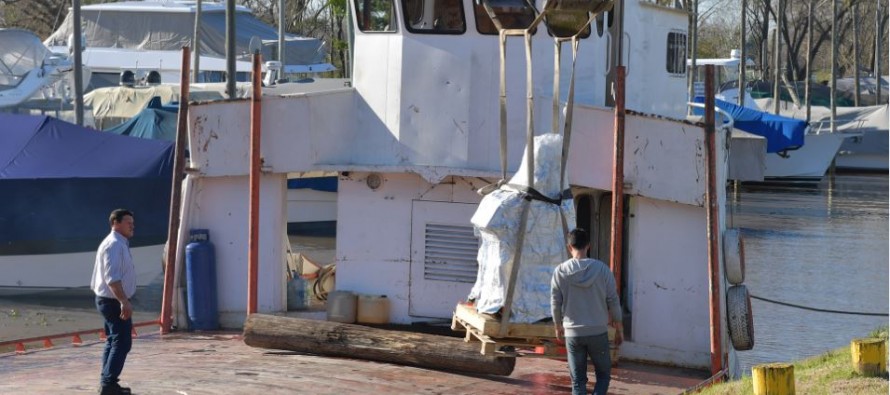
[695,96,806,153]
[105,96,179,140]
[85,85,224,130]
[0,29,49,89]
[46,7,328,67]
[0,114,173,254]
[0,114,173,179]
[468,134,576,323]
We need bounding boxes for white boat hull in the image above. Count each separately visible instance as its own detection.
[835,129,889,171]
[0,244,165,296]
[764,132,849,180]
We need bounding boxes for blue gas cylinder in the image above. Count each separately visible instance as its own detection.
[186,229,218,330]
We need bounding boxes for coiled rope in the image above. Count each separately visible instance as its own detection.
[750,294,888,317]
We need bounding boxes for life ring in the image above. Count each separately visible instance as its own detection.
[726,284,755,351]
[723,228,745,285]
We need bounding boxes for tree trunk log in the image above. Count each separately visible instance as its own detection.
[243,314,516,376]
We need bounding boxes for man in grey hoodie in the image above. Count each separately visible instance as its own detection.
[551,228,623,395]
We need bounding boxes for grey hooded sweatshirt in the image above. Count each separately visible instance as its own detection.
[550,258,622,337]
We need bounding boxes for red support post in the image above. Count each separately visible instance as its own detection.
[610,66,626,296]
[703,64,724,376]
[160,46,191,334]
[247,52,263,315]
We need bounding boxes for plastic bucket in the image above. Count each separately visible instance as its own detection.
[356,295,390,324]
[326,291,357,323]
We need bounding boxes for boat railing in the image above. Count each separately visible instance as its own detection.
[808,118,869,136]
[687,101,735,132]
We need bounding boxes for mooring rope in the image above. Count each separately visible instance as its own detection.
[750,294,888,317]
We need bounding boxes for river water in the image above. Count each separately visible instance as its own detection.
[2,174,887,374]
[728,173,889,373]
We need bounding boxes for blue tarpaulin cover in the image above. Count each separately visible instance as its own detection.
[693,97,806,153]
[0,113,174,178]
[0,114,174,254]
[104,96,179,141]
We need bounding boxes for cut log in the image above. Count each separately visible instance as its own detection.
[243,314,516,376]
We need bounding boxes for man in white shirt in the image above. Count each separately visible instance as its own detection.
[91,209,137,395]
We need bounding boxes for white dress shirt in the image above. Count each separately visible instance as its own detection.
[91,230,136,299]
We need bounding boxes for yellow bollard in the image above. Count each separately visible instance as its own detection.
[752,363,795,395]
[851,338,887,376]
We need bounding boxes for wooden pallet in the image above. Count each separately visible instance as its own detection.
[450,303,560,357]
[451,302,619,362]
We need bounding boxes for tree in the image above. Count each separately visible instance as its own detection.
[696,0,888,84]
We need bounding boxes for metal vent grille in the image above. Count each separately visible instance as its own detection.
[423,223,479,283]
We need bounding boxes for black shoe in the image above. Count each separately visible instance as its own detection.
[99,383,131,395]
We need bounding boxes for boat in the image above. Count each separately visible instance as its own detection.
[0,29,75,109]
[44,0,335,90]
[174,0,752,378]
[0,114,173,296]
[688,52,853,181]
[688,50,759,109]
[754,98,888,172]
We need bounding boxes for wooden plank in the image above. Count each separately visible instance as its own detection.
[454,303,554,338]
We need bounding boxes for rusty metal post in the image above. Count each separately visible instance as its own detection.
[609,66,626,296]
[247,52,262,315]
[704,64,724,376]
[160,47,191,334]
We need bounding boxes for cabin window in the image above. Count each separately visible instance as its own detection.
[473,0,537,35]
[354,0,398,32]
[403,0,466,34]
[666,31,686,75]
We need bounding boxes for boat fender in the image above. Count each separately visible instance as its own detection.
[723,228,745,285]
[726,284,754,351]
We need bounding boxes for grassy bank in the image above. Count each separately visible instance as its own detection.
[699,327,889,395]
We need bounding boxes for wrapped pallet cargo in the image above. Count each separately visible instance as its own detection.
[468,134,576,323]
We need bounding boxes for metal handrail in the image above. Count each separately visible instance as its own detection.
[687,102,735,132]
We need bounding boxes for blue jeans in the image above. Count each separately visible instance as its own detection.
[96,296,132,388]
[566,332,611,395]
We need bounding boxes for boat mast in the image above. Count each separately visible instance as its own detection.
[279,0,286,69]
[805,0,812,122]
[193,0,203,83]
[72,0,84,126]
[772,0,782,115]
[226,0,236,98]
[830,0,837,133]
[739,0,747,107]
[875,0,883,103]
[688,0,699,106]
[853,2,860,106]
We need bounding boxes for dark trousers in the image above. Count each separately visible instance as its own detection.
[566,332,611,395]
[96,296,132,388]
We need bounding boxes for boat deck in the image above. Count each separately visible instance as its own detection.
[1,331,709,394]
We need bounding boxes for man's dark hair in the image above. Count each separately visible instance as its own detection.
[567,228,590,250]
[109,209,134,225]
